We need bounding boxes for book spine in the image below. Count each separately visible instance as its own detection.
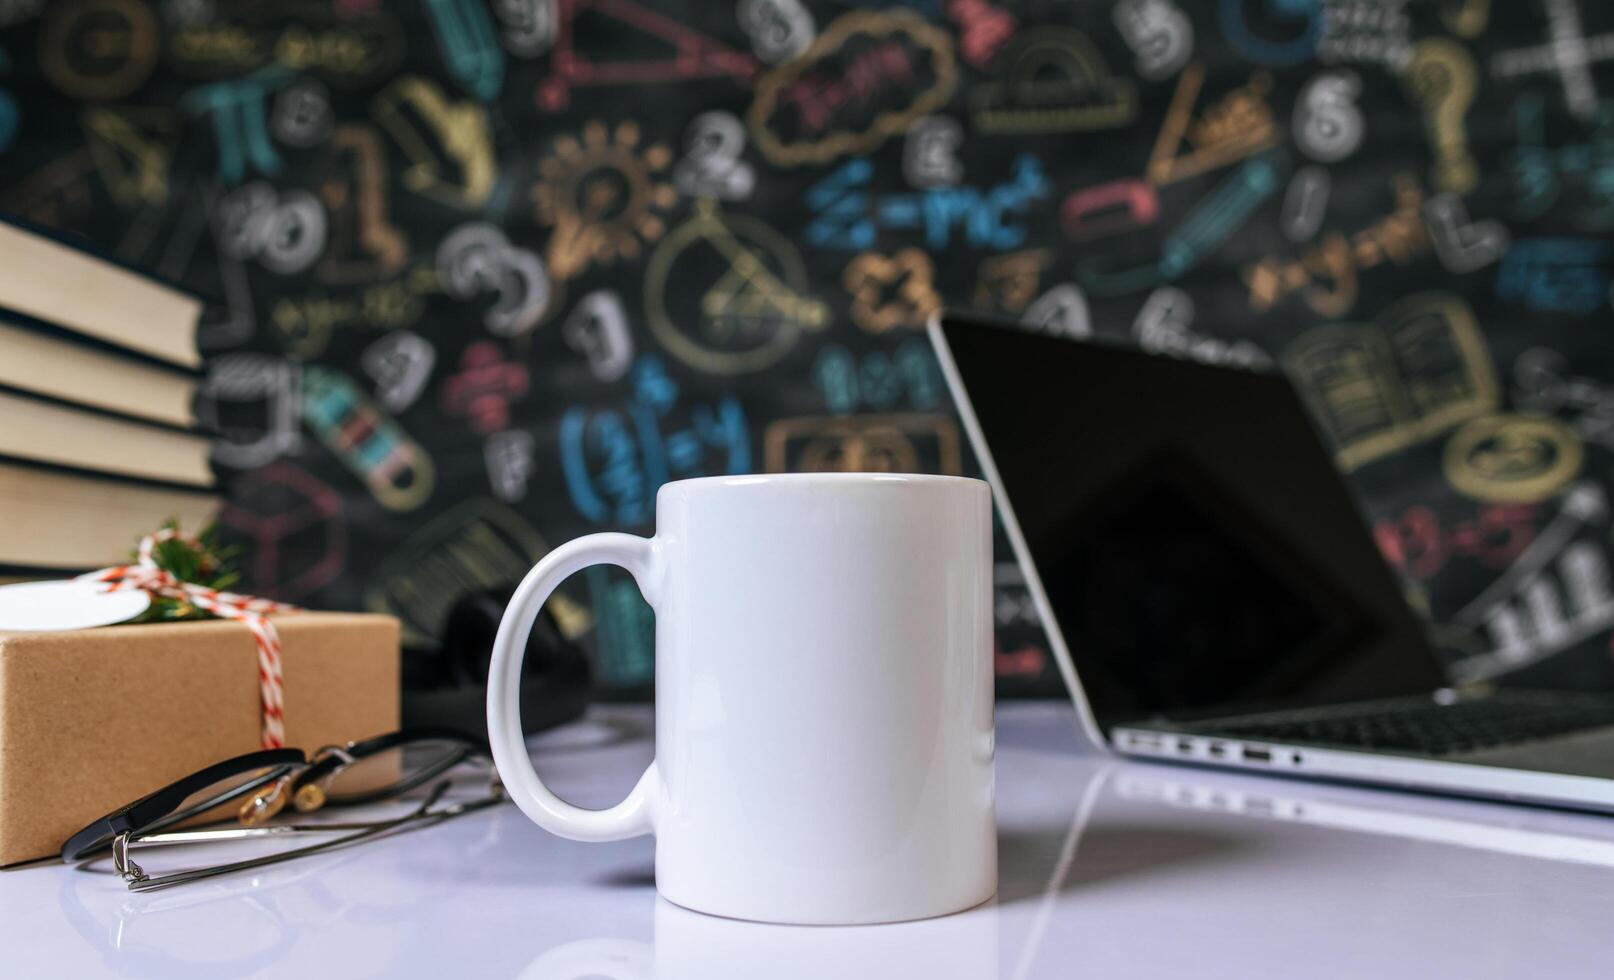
[0,306,203,379]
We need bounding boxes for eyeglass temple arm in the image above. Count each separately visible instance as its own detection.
[130,765,503,850]
[112,783,483,891]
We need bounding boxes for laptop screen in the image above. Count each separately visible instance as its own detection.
[938,315,1447,730]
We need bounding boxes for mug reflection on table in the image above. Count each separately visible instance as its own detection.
[518,897,1000,980]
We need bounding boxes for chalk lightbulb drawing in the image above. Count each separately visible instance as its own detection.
[534,120,678,280]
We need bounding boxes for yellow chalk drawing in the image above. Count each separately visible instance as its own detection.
[747,10,958,167]
[317,125,409,283]
[374,76,495,208]
[534,120,677,281]
[1440,0,1489,39]
[844,248,942,334]
[1284,293,1498,471]
[1403,39,1479,195]
[1444,414,1584,504]
[764,414,963,475]
[645,200,828,374]
[1147,63,1279,186]
[974,249,1050,315]
[972,27,1136,134]
[167,15,402,81]
[1244,175,1427,317]
[271,274,431,359]
[41,0,158,101]
[3,150,97,226]
[81,107,176,208]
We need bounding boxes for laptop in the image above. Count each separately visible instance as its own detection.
[930,312,1614,813]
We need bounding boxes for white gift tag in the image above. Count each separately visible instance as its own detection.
[0,580,151,632]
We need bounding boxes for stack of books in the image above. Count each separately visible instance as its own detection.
[0,214,216,577]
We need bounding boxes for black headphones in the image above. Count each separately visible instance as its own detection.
[400,588,592,736]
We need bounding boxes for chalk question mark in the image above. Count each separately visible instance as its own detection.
[1439,0,1489,39]
[1404,39,1478,195]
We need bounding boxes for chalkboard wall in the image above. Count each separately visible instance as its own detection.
[2,0,1611,697]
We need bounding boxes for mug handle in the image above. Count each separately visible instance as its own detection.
[488,533,660,842]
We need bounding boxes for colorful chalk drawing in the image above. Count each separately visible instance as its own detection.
[812,338,942,415]
[971,27,1136,133]
[9,0,1614,692]
[844,248,943,333]
[218,461,347,602]
[1284,293,1498,472]
[533,119,678,281]
[644,200,828,373]
[748,10,957,166]
[559,355,750,524]
[374,75,496,208]
[536,0,758,112]
[1504,92,1614,228]
[301,365,436,511]
[1244,174,1427,317]
[805,153,1049,251]
[763,413,962,474]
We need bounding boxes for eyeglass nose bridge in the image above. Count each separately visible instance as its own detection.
[312,745,357,765]
[239,774,297,826]
[293,745,359,813]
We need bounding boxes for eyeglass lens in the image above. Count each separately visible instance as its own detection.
[148,765,294,834]
[314,739,473,808]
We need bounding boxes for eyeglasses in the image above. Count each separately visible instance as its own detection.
[62,729,504,891]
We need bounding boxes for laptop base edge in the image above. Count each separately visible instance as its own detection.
[1113,726,1614,814]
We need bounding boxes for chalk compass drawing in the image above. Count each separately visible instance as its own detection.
[644,199,827,373]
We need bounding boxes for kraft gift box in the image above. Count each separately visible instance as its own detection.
[0,612,399,865]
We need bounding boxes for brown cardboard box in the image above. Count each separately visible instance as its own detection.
[0,612,399,865]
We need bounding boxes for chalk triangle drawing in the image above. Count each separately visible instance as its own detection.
[537,0,758,111]
[82,108,178,208]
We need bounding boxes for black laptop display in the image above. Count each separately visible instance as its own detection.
[935,314,1445,730]
[933,313,1614,812]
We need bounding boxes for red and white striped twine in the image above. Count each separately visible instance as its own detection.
[79,528,297,749]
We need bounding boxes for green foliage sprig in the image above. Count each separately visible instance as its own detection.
[130,521,243,624]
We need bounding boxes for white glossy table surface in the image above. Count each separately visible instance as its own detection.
[5,703,1614,978]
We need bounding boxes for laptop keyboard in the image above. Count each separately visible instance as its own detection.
[1193,691,1614,755]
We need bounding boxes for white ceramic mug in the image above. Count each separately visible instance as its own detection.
[487,473,996,925]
